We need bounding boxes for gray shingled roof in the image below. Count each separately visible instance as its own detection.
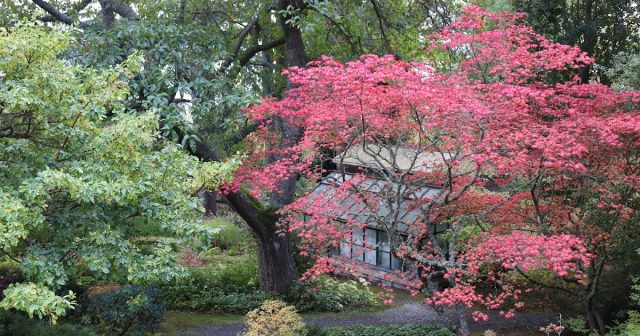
[308,172,442,232]
[332,143,448,173]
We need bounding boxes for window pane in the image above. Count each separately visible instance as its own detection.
[340,240,351,258]
[352,229,364,261]
[392,254,403,271]
[364,228,376,265]
[378,231,390,252]
[377,251,391,269]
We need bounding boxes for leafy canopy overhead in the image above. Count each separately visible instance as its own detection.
[0,23,237,322]
[241,6,640,322]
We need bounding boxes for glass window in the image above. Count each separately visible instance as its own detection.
[377,251,391,268]
[339,227,405,270]
[364,228,377,265]
[352,229,364,260]
[340,240,351,258]
[392,254,402,271]
[377,230,391,268]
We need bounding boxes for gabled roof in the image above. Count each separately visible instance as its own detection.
[307,172,442,232]
[332,143,448,173]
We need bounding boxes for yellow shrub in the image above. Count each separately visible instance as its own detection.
[242,300,307,336]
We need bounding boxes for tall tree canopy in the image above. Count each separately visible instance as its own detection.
[511,0,640,84]
[242,7,640,335]
[0,0,462,293]
[2,2,639,333]
[0,23,236,322]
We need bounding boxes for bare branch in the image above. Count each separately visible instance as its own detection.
[107,0,139,20]
[38,0,93,23]
[32,0,76,25]
[238,38,286,67]
[369,0,391,52]
[223,17,260,68]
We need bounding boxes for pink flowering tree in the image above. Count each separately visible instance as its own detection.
[233,7,640,336]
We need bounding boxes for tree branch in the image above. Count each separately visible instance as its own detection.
[38,0,93,23]
[223,17,260,68]
[107,0,139,20]
[369,0,391,51]
[238,38,286,67]
[32,0,76,25]
[515,266,576,296]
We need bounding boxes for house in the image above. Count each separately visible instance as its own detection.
[305,143,451,288]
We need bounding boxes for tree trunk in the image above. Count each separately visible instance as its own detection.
[255,226,297,292]
[201,190,217,217]
[586,299,606,336]
[279,0,308,69]
[455,303,470,336]
[180,0,309,293]
[224,191,297,293]
[580,0,596,83]
[270,0,308,208]
[181,128,298,293]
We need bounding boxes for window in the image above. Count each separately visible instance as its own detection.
[337,227,403,270]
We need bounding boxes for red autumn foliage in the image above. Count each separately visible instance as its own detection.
[231,5,640,327]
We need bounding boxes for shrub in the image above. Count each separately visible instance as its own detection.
[323,324,454,336]
[0,310,100,336]
[206,218,248,250]
[306,324,330,336]
[287,276,378,312]
[180,248,206,267]
[608,276,640,335]
[164,288,279,313]
[188,255,258,290]
[85,285,165,335]
[162,254,261,312]
[242,300,307,336]
[0,258,23,299]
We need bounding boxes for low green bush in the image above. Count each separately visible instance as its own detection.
[185,255,259,291]
[322,324,454,336]
[85,285,165,336]
[286,276,379,312]
[0,310,100,336]
[0,258,23,298]
[206,218,248,251]
[163,245,261,313]
[164,288,279,313]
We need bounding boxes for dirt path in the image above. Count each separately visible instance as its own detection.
[185,301,557,336]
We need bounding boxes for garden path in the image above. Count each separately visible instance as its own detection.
[186,300,557,335]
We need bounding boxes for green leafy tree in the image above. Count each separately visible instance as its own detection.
[0,23,236,323]
[510,0,640,83]
[3,0,460,293]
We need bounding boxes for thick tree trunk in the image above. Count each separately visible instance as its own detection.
[189,136,298,293]
[585,299,606,336]
[224,192,297,293]
[270,0,308,209]
[200,190,217,217]
[580,0,596,83]
[255,227,297,292]
[455,303,470,336]
[179,0,309,293]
